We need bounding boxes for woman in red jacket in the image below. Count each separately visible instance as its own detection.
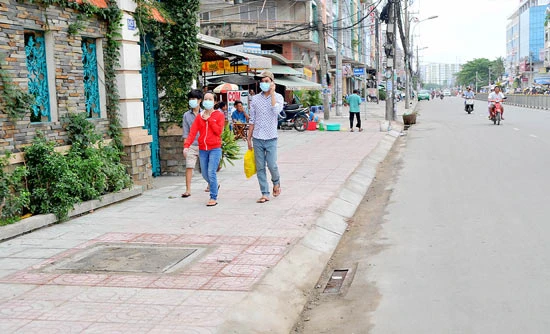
[183,93,225,206]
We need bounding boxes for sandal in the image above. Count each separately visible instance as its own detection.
[206,200,218,207]
[181,192,191,198]
[358,128,363,132]
[273,185,281,197]
[256,197,269,203]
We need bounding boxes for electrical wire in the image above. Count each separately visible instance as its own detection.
[330,0,383,31]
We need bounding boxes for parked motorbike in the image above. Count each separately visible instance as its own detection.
[278,104,309,132]
[489,98,505,125]
[440,94,444,100]
[464,97,474,114]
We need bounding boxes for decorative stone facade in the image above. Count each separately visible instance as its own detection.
[121,127,153,189]
[0,1,109,154]
[1,1,154,188]
[158,124,185,175]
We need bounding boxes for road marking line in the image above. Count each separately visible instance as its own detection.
[513,128,520,131]
[530,134,538,138]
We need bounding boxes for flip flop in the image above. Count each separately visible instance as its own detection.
[256,197,269,203]
[206,200,218,207]
[181,192,191,198]
[273,185,281,197]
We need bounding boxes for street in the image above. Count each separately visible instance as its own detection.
[297,96,550,333]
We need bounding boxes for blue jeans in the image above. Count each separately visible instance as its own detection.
[199,148,222,200]
[253,138,280,196]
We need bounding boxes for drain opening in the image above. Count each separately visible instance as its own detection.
[323,269,349,293]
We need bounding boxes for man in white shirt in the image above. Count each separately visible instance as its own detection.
[247,71,284,203]
[488,86,505,120]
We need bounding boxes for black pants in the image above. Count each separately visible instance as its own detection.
[349,112,361,129]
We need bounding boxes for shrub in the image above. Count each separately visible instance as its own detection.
[0,155,30,225]
[379,89,386,101]
[22,114,132,220]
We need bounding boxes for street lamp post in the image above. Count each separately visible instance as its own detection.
[416,46,428,91]
[406,15,438,109]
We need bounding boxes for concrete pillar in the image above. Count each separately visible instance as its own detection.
[114,1,153,189]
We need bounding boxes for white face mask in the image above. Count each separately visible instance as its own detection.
[188,99,199,109]
[260,82,271,92]
[202,100,215,110]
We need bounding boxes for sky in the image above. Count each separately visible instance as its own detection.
[408,0,519,64]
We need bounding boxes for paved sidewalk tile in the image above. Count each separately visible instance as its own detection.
[0,103,399,332]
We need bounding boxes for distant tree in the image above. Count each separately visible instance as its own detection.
[455,58,505,89]
[423,83,442,90]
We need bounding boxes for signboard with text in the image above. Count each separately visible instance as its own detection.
[226,90,249,116]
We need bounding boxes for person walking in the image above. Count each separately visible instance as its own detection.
[247,71,284,203]
[181,89,203,198]
[346,89,363,132]
[183,93,225,207]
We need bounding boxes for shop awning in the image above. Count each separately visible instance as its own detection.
[275,76,322,91]
[199,43,272,69]
[534,76,550,85]
[256,65,303,76]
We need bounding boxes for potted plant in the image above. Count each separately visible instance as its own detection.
[402,111,417,125]
[220,124,241,169]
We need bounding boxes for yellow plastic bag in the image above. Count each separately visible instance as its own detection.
[244,149,256,179]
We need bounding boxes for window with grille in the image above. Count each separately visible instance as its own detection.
[82,38,100,118]
[25,31,51,122]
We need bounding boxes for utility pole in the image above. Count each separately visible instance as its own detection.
[317,4,330,120]
[375,16,380,103]
[362,2,368,117]
[416,44,420,91]
[384,0,396,122]
[404,0,410,110]
[336,0,343,116]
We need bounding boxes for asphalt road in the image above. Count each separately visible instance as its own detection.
[369,97,550,333]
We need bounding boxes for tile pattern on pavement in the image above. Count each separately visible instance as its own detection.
[0,103,394,333]
[1,232,296,291]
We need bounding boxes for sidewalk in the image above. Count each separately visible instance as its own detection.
[0,100,409,333]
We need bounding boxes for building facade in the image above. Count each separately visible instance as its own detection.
[0,0,171,189]
[506,0,550,88]
[198,0,376,97]
[420,63,461,88]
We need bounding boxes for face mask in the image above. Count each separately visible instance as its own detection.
[188,99,198,109]
[202,100,214,110]
[260,82,271,92]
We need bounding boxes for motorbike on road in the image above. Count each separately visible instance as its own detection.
[464,97,474,114]
[278,104,309,132]
[440,94,444,100]
[489,98,505,125]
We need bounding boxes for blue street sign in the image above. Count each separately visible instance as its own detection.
[353,68,365,76]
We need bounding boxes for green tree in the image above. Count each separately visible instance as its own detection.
[135,0,201,124]
[456,58,505,88]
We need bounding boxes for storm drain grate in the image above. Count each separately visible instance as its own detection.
[54,244,198,274]
[323,269,349,293]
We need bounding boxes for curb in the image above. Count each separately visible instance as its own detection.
[0,186,143,242]
[218,130,401,333]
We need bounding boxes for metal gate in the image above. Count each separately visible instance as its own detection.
[140,37,161,176]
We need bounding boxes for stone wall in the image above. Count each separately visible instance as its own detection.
[0,1,109,153]
[122,142,153,190]
[159,123,186,176]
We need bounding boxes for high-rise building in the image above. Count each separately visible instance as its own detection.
[420,63,461,88]
[506,0,550,88]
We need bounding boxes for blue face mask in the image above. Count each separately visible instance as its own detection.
[188,99,199,109]
[260,82,271,92]
[202,100,214,110]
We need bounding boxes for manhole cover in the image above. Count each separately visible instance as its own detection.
[56,244,197,273]
[323,269,349,293]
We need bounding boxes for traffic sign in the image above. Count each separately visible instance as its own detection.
[353,68,365,76]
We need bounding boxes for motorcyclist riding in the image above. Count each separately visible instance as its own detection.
[488,85,505,120]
